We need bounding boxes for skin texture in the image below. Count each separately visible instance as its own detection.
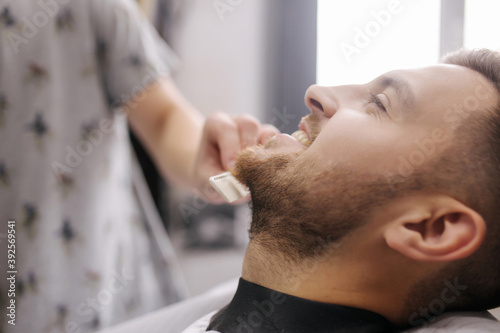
[233,64,499,326]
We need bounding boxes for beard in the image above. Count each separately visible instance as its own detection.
[233,142,404,261]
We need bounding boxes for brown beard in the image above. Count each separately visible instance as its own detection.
[233,146,402,261]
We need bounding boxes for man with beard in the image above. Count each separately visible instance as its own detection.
[190,48,500,332]
[104,48,500,333]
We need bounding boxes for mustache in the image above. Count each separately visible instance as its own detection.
[302,113,322,142]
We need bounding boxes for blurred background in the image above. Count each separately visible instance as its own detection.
[132,2,500,320]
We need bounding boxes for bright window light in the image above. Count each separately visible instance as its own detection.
[464,0,500,50]
[317,0,440,86]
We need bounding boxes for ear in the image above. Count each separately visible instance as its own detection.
[384,196,486,262]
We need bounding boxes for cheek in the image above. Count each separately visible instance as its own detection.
[304,115,417,174]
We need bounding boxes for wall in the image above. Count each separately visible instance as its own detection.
[168,0,268,120]
[161,0,268,296]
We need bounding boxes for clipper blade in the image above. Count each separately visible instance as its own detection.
[209,171,249,203]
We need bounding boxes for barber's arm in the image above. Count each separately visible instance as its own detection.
[126,77,278,201]
[90,0,279,200]
[126,77,202,189]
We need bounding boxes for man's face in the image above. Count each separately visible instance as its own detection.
[234,64,498,259]
[267,64,496,175]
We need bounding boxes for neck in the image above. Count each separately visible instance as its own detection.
[242,240,413,326]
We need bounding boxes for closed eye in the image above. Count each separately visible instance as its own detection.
[370,93,387,112]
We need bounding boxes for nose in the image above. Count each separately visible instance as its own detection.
[304,85,339,118]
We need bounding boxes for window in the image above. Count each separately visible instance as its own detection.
[464,0,500,50]
[317,0,440,86]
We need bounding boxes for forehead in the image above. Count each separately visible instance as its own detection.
[385,65,499,116]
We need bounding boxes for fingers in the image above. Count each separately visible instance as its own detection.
[194,111,280,204]
[234,114,260,149]
[204,112,240,171]
[234,115,281,147]
[214,113,275,171]
[258,124,280,145]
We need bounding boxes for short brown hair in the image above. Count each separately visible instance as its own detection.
[407,49,500,319]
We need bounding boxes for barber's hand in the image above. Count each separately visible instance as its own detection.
[193,112,279,204]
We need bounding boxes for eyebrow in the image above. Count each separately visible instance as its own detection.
[377,75,415,112]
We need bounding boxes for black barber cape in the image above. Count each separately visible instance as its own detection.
[207,278,394,333]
